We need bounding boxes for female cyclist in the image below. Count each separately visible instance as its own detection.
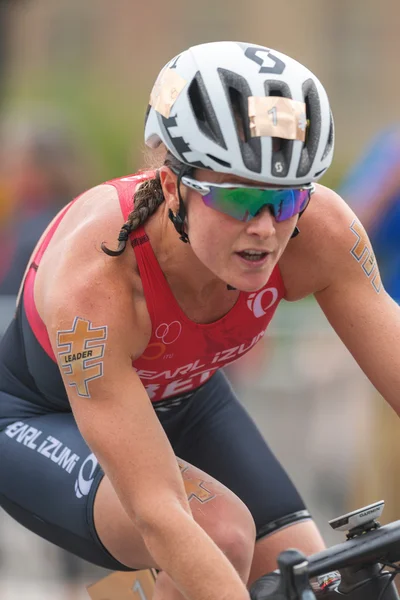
[1,41,399,600]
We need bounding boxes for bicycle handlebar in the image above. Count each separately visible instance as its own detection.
[250,519,400,600]
[307,519,400,577]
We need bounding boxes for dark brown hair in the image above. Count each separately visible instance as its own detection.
[101,151,183,257]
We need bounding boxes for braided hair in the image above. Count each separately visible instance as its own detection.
[101,152,183,257]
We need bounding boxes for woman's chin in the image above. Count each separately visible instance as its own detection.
[225,253,278,292]
[226,270,275,293]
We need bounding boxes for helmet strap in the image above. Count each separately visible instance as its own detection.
[168,208,189,243]
[290,185,314,239]
[168,165,190,244]
[291,226,300,238]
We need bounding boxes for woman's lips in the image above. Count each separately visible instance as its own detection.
[235,250,270,266]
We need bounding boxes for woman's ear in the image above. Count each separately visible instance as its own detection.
[159,166,179,213]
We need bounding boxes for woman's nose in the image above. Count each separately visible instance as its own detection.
[244,206,276,237]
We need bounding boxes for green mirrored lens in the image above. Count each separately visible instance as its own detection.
[192,180,311,223]
[203,187,268,220]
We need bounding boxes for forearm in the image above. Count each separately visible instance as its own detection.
[349,305,400,414]
[317,287,400,415]
[139,505,250,600]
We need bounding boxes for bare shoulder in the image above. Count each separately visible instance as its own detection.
[35,183,151,359]
[279,183,366,300]
[41,183,129,259]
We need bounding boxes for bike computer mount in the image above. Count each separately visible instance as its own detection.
[329,500,385,538]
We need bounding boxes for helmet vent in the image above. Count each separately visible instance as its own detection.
[314,167,328,178]
[264,80,292,100]
[322,110,334,161]
[144,103,151,127]
[188,72,227,150]
[206,154,231,168]
[296,79,321,178]
[228,86,249,143]
[218,68,262,174]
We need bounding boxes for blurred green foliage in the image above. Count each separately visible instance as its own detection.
[4,74,146,181]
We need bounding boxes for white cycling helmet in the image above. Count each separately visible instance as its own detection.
[145,41,334,186]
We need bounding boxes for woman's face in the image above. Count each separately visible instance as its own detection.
[180,169,298,292]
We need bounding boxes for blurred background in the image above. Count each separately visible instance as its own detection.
[1,0,400,597]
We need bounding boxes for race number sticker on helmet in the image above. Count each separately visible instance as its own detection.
[349,219,382,293]
[149,68,187,119]
[57,317,108,398]
[248,97,307,141]
[247,288,279,318]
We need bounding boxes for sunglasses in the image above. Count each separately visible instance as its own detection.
[180,175,314,223]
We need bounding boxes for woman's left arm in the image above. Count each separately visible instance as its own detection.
[312,189,400,413]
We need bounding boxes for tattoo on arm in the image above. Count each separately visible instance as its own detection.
[349,220,382,293]
[57,317,108,397]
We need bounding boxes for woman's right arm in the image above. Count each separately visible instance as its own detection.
[41,215,250,600]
